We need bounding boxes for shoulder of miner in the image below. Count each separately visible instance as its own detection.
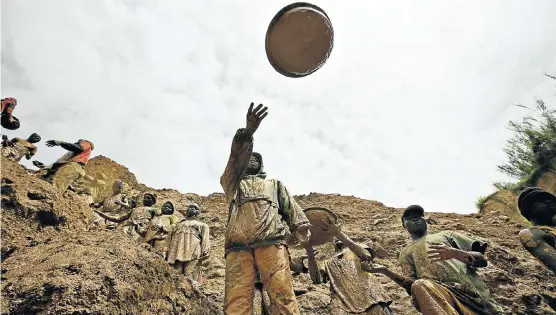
[398,246,418,281]
[276,180,309,231]
[1,113,20,130]
[220,128,254,199]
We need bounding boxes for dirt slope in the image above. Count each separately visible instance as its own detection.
[2,156,556,314]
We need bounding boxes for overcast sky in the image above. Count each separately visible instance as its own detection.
[2,0,556,213]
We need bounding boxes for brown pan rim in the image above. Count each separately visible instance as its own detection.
[265,2,334,78]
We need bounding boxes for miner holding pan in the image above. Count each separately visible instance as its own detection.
[220,103,311,315]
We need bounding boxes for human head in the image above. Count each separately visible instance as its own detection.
[246,152,262,175]
[78,139,95,151]
[143,193,157,207]
[186,203,201,218]
[518,187,556,226]
[161,201,174,215]
[1,97,17,114]
[27,133,41,144]
[112,180,125,194]
[402,205,428,238]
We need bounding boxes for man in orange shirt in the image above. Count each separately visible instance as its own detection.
[33,139,95,195]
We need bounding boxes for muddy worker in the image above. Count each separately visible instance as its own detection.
[320,238,393,315]
[221,103,311,315]
[71,173,108,206]
[1,133,41,162]
[517,187,556,273]
[33,139,94,195]
[166,203,210,283]
[363,205,500,314]
[91,180,131,229]
[94,192,159,242]
[143,200,180,258]
[1,97,20,130]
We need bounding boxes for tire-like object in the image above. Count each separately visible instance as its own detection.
[265,2,334,78]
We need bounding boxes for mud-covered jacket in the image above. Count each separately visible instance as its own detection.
[220,128,309,255]
[166,219,210,264]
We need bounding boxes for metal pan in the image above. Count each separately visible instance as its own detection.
[265,2,334,78]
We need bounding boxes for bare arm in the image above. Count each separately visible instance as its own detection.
[361,261,415,295]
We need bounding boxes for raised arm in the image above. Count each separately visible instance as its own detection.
[46,140,84,153]
[220,103,268,199]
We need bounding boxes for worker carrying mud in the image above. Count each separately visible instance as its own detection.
[1,133,41,162]
[166,203,210,283]
[33,139,94,195]
[363,205,500,314]
[220,103,311,315]
[143,200,180,258]
[517,187,556,274]
[1,97,20,130]
[93,192,160,242]
[91,180,131,229]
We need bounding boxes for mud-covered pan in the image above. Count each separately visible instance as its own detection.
[303,206,337,246]
[265,2,334,78]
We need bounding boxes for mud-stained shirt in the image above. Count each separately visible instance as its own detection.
[399,231,491,304]
[100,193,128,214]
[220,128,309,253]
[166,219,210,264]
[143,214,180,243]
[1,138,37,162]
[322,248,391,313]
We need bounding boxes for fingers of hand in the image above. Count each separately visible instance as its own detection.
[247,102,254,115]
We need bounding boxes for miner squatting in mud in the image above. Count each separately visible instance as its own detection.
[2,98,556,315]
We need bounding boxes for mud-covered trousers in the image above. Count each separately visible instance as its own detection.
[224,244,300,315]
[47,162,86,195]
[411,279,480,315]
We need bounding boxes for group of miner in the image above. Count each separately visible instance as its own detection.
[2,97,555,315]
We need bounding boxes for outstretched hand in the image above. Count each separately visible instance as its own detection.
[245,103,268,134]
[427,243,465,263]
[46,140,61,147]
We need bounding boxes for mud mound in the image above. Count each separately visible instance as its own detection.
[1,158,221,315]
[1,231,221,315]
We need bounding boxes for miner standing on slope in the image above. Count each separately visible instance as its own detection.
[517,187,556,274]
[221,103,311,315]
[363,205,501,314]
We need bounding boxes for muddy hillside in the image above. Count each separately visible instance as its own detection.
[1,155,555,314]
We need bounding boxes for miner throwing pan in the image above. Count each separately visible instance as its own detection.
[220,103,311,315]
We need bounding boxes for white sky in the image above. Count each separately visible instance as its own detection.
[2,0,556,213]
